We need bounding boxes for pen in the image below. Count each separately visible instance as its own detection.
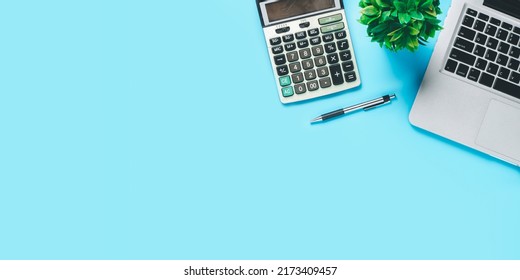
[310,94,397,124]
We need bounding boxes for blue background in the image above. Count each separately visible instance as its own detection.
[0,0,519,259]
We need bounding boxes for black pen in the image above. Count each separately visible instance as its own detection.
[310,94,397,124]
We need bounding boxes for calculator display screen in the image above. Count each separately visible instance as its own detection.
[265,0,336,22]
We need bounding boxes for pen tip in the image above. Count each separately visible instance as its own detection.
[310,117,321,124]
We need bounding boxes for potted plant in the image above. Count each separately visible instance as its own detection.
[359,0,443,52]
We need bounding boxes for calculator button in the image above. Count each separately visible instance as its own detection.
[297,40,309,48]
[327,53,339,64]
[329,64,344,85]
[317,67,329,77]
[340,50,352,61]
[321,22,345,34]
[325,43,337,53]
[289,62,302,73]
[307,81,319,91]
[335,31,347,40]
[304,69,317,80]
[276,27,291,34]
[270,37,282,46]
[308,28,320,37]
[299,22,310,28]
[292,73,304,84]
[282,86,294,97]
[272,46,284,54]
[274,54,287,65]
[312,46,324,56]
[319,14,343,25]
[310,37,321,45]
[279,76,291,87]
[285,43,296,51]
[295,31,307,40]
[314,56,327,67]
[345,71,357,83]
[286,51,299,62]
[319,77,332,88]
[337,40,349,50]
[294,83,306,94]
[322,34,334,42]
[283,34,294,42]
[299,48,312,59]
[277,65,289,76]
[302,59,314,70]
[342,61,354,72]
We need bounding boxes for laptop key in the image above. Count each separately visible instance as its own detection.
[450,48,476,66]
[496,54,508,66]
[476,58,487,70]
[455,37,475,52]
[501,22,513,31]
[474,20,486,32]
[456,64,470,77]
[497,42,510,54]
[498,67,510,79]
[468,68,481,82]
[462,15,475,28]
[459,26,476,40]
[445,59,458,72]
[487,62,499,74]
[496,29,508,41]
[485,24,497,36]
[507,33,519,45]
[510,71,520,83]
[486,37,499,49]
[466,8,477,16]
[485,49,497,61]
[493,78,520,99]
[508,58,520,71]
[474,45,486,57]
[478,13,489,21]
[479,72,495,87]
[510,46,520,59]
[490,17,501,26]
[475,33,487,45]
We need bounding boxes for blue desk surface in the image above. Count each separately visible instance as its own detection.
[0,0,519,259]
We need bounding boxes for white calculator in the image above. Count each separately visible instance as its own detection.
[257,0,361,104]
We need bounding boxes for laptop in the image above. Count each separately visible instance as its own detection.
[410,0,520,166]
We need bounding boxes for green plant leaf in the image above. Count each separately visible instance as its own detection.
[420,0,433,10]
[408,26,420,35]
[390,30,404,42]
[361,5,381,16]
[371,22,390,34]
[375,0,391,8]
[381,10,392,21]
[394,1,407,12]
[398,12,411,24]
[409,10,424,20]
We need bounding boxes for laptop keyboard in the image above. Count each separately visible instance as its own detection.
[445,6,520,100]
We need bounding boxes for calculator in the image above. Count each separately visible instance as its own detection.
[257,0,361,104]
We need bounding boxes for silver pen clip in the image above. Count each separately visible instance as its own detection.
[363,94,396,111]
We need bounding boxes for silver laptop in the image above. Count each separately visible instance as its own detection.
[410,0,520,166]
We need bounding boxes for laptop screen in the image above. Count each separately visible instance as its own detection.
[484,0,520,19]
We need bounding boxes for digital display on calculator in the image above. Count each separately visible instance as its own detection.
[257,0,361,104]
[265,0,335,22]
